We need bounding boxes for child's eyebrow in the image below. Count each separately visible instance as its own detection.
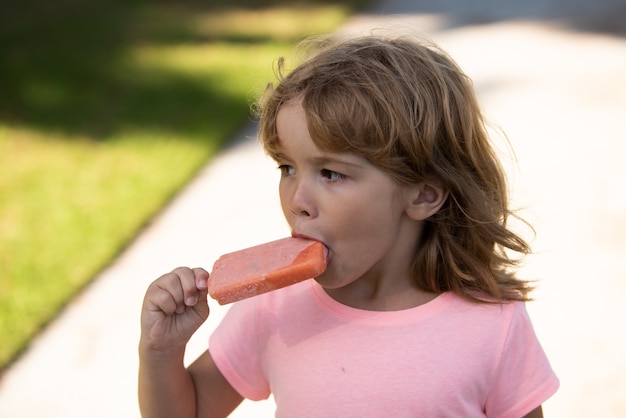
[309,155,364,168]
[270,150,365,168]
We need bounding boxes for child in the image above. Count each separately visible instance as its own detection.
[139,34,559,417]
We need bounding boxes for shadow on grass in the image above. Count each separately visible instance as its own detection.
[1,0,381,374]
[0,0,370,142]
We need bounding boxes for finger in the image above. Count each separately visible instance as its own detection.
[150,268,193,314]
[191,268,210,316]
[192,267,209,291]
[172,266,202,308]
[145,276,180,315]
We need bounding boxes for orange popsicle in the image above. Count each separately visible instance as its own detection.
[208,237,328,305]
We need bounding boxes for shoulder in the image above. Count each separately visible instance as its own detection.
[207,281,316,401]
[443,292,526,324]
[436,293,538,352]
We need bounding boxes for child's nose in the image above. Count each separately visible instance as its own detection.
[288,179,316,218]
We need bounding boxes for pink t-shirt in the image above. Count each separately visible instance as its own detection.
[209,280,558,417]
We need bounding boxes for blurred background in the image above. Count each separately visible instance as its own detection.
[0,0,368,373]
[1,0,625,416]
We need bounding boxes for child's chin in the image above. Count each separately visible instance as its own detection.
[313,272,333,288]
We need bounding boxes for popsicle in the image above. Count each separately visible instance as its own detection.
[208,237,328,305]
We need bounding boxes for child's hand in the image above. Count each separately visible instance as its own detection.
[140,267,210,353]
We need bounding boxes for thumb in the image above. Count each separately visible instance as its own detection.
[193,286,210,319]
[191,267,210,319]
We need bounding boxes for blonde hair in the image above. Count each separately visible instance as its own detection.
[257,34,533,302]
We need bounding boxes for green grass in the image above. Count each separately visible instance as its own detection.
[0,0,370,371]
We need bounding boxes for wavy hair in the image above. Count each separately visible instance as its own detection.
[256,34,533,302]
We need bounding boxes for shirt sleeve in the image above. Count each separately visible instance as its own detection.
[485,302,559,418]
[209,298,271,401]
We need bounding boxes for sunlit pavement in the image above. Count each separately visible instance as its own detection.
[1,0,625,416]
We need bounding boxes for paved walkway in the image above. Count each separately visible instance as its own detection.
[1,0,626,416]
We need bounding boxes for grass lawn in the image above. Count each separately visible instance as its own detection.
[0,0,370,371]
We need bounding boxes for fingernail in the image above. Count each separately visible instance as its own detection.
[198,278,208,290]
[175,305,185,314]
[185,296,197,306]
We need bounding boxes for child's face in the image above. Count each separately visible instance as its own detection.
[274,100,422,291]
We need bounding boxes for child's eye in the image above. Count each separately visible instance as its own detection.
[320,169,345,182]
[278,164,295,176]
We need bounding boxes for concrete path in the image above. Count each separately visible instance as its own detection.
[1,0,625,416]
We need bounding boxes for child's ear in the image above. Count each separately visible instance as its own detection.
[405,181,448,221]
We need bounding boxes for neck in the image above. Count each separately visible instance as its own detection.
[324,275,438,311]
[324,217,436,311]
